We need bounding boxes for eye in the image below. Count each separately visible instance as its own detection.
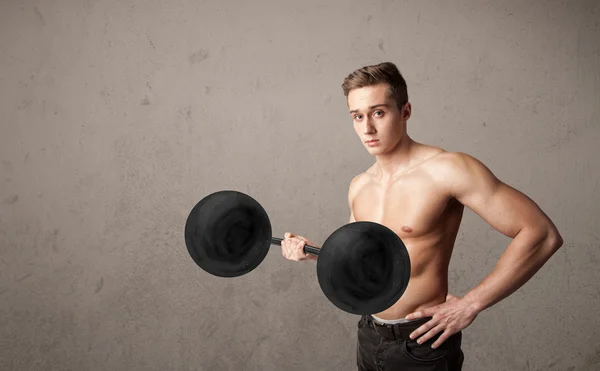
[354,114,363,120]
[374,110,384,117]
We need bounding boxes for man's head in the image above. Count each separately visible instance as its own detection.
[342,62,408,110]
[342,62,412,156]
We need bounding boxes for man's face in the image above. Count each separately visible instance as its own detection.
[347,83,409,156]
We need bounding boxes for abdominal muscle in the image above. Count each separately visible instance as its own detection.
[373,235,453,320]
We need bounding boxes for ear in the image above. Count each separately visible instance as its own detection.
[402,102,412,120]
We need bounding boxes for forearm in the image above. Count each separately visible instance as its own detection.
[463,228,563,313]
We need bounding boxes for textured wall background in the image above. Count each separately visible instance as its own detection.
[1,0,599,370]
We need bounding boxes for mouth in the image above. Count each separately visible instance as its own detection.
[365,139,380,147]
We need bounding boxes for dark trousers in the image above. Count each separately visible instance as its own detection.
[357,315,464,371]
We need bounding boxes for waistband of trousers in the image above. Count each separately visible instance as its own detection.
[362,315,433,341]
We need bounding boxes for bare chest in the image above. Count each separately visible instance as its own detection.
[352,178,454,240]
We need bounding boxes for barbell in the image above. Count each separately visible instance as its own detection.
[184,190,411,315]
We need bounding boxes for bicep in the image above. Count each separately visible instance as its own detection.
[449,153,556,239]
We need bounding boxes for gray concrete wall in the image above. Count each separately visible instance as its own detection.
[1,0,599,370]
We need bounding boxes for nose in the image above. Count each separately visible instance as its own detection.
[363,117,376,135]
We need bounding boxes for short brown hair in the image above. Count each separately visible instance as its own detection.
[341,62,408,110]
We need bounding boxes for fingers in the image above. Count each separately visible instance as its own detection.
[413,322,445,344]
[409,316,456,349]
[409,320,437,341]
[406,306,434,320]
[431,330,453,349]
[281,232,310,261]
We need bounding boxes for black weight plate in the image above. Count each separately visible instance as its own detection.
[184,190,272,277]
[317,221,411,315]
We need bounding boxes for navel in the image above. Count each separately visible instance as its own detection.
[401,226,413,233]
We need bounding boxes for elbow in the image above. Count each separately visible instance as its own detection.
[546,228,564,251]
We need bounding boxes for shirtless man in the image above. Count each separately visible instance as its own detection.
[281,62,564,370]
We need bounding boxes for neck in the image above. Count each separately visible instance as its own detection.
[374,135,419,181]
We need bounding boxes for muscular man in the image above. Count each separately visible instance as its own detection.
[281,62,564,370]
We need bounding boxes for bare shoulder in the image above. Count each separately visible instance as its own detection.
[429,151,479,169]
[347,164,377,207]
[426,151,502,194]
[348,170,369,198]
